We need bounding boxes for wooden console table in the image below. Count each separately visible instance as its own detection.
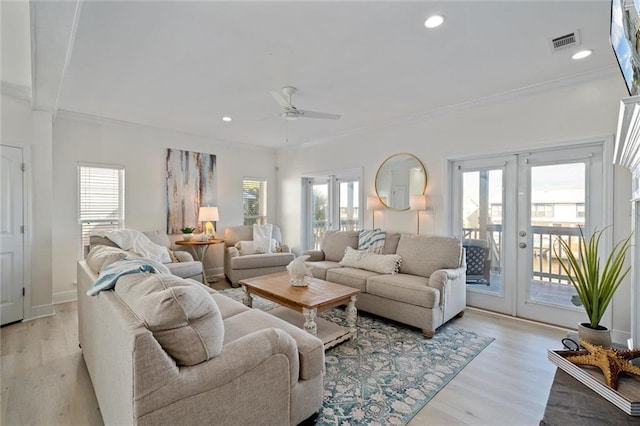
[540,369,640,425]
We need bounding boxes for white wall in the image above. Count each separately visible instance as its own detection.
[1,94,54,317]
[276,72,634,337]
[51,114,277,300]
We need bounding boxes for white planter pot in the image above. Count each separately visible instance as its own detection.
[577,322,611,347]
[183,233,194,241]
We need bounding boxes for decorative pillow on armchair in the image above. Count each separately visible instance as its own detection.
[235,241,258,255]
[253,223,273,253]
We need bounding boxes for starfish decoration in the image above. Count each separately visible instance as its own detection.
[558,339,640,389]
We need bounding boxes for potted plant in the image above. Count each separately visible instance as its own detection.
[555,227,631,346]
[181,227,196,241]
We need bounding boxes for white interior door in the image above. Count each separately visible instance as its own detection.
[1,145,25,325]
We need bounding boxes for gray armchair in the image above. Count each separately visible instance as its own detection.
[88,231,204,282]
[223,225,295,287]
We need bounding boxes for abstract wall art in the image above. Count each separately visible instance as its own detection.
[166,149,217,234]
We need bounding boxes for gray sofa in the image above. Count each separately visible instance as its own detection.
[304,230,466,338]
[77,257,324,425]
[223,225,295,286]
[89,231,204,282]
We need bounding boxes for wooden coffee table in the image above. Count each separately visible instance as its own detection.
[240,272,360,348]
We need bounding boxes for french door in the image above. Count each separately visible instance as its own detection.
[303,170,362,250]
[451,143,606,328]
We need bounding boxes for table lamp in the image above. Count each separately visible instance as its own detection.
[367,196,384,228]
[409,195,428,234]
[198,206,219,239]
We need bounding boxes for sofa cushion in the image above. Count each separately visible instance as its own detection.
[85,245,129,274]
[339,247,402,275]
[382,232,401,255]
[142,230,172,248]
[396,234,462,278]
[211,293,251,319]
[230,252,295,270]
[114,273,224,366]
[306,260,342,280]
[326,267,378,292]
[165,261,203,279]
[322,230,359,262]
[235,240,258,255]
[366,274,439,308]
[222,309,324,380]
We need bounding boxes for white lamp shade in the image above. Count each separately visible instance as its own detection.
[198,206,219,222]
[410,195,427,211]
[367,196,383,210]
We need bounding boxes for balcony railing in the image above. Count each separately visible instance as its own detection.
[463,224,581,285]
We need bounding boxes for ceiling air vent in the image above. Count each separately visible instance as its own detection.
[549,31,580,52]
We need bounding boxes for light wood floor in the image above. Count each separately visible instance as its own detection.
[1,294,567,426]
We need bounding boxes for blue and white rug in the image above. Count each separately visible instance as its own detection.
[219,288,493,425]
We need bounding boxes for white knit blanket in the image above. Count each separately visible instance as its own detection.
[101,229,172,263]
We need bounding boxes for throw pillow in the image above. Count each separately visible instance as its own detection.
[358,229,386,253]
[85,245,129,274]
[253,223,273,254]
[235,240,257,255]
[114,273,224,366]
[340,246,402,275]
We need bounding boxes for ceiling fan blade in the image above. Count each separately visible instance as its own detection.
[270,91,291,108]
[298,110,341,120]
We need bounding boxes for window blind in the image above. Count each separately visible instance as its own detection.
[79,165,125,255]
[243,178,267,225]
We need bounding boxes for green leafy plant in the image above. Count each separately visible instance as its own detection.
[181,227,195,234]
[554,227,631,329]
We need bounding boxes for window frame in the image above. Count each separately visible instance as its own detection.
[243,177,267,225]
[78,162,125,257]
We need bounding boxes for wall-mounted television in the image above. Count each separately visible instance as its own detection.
[612,0,640,96]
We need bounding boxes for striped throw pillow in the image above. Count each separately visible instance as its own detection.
[358,229,386,254]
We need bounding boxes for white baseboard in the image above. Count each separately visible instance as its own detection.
[25,303,55,321]
[611,328,631,346]
[53,290,77,305]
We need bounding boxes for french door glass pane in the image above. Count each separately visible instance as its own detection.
[339,181,360,232]
[311,183,329,249]
[462,169,503,293]
[528,163,583,307]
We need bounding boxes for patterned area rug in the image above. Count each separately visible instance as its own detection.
[219,288,493,425]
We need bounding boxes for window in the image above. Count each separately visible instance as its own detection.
[576,203,585,218]
[532,203,554,218]
[243,178,267,225]
[78,164,125,256]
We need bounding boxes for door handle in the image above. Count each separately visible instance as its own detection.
[519,242,527,249]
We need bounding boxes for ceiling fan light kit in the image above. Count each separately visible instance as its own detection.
[270,86,341,121]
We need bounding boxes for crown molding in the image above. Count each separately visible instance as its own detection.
[285,66,620,152]
[1,81,32,103]
[55,109,276,153]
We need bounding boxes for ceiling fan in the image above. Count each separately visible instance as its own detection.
[270,86,341,121]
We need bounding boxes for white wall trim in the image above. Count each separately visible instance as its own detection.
[53,290,77,304]
[55,109,276,153]
[279,66,619,151]
[0,82,31,103]
[23,145,34,321]
[52,0,83,119]
[25,303,55,320]
[611,328,631,346]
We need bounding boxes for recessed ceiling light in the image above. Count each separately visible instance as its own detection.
[424,15,445,29]
[222,116,232,122]
[571,50,592,60]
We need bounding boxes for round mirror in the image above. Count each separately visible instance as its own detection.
[375,153,427,211]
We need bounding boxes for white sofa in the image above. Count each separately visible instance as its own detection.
[223,225,295,286]
[304,230,466,337]
[77,257,324,425]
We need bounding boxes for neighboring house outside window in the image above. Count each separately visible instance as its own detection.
[78,164,125,257]
[243,177,267,225]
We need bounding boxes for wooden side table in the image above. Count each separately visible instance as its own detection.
[175,239,224,283]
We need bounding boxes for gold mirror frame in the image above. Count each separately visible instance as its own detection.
[374,153,427,211]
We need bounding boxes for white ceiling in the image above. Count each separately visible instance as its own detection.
[25,1,620,148]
